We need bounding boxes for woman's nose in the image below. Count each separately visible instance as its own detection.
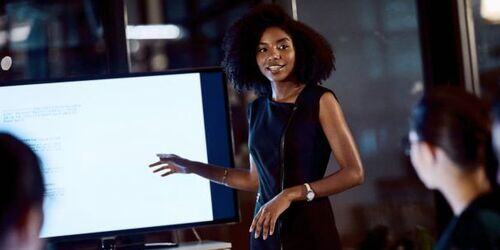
[267,48,281,60]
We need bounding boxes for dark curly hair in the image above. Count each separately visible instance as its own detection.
[222,4,335,95]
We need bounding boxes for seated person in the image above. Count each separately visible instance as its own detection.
[0,133,45,250]
[489,96,500,185]
[407,88,500,249]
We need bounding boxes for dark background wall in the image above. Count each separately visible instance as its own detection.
[1,0,498,249]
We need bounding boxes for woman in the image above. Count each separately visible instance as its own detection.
[408,88,500,249]
[149,4,364,249]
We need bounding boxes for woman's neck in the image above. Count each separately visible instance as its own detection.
[440,166,492,216]
[270,81,305,103]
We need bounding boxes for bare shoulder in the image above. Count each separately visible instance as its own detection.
[320,91,337,104]
[319,91,342,117]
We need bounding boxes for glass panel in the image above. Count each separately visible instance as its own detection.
[297,0,432,248]
[125,0,254,72]
[472,0,500,94]
[0,0,108,83]
[0,0,435,248]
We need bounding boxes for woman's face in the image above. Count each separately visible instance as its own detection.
[256,27,296,83]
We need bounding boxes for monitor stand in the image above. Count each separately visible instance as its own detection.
[143,229,230,249]
[99,229,231,250]
[101,237,117,250]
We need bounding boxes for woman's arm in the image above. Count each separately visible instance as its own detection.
[149,153,259,192]
[223,155,259,192]
[284,91,364,201]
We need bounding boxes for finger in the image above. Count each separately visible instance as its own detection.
[155,157,181,166]
[149,161,164,167]
[161,170,176,177]
[249,211,260,233]
[152,166,169,173]
[250,207,265,233]
[262,214,271,240]
[157,153,179,160]
[255,209,267,239]
[270,216,277,236]
[157,153,171,158]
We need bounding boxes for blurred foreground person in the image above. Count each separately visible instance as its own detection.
[489,96,500,185]
[408,88,500,249]
[0,133,45,250]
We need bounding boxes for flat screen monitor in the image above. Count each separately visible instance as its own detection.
[0,68,238,241]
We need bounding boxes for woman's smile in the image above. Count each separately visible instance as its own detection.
[266,64,286,73]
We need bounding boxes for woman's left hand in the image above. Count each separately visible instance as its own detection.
[249,192,291,240]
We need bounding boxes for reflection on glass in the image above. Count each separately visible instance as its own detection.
[126,24,183,40]
[480,0,500,24]
[298,0,430,248]
[0,1,108,83]
[474,0,500,95]
[125,0,254,72]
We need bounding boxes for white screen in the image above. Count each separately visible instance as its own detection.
[0,73,214,238]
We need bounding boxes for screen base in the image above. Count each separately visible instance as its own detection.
[150,240,231,250]
[144,242,179,249]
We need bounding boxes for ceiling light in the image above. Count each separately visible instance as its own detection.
[126,24,182,40]
[481,0,500,23]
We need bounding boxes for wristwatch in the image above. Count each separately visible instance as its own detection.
[304,183,315,202]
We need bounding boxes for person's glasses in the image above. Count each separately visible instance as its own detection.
[402,132,420,156]
[401,135,411,156]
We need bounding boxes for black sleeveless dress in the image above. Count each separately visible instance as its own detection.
[248,84,342,250]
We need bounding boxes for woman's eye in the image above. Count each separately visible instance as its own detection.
[279,44,289,50]
[257,48,267,53]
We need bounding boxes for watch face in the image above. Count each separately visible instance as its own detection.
[306,192,314,201]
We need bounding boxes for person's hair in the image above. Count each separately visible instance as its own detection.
[0,133,44,242]
[410,87,498,187]
[221,4,335,95]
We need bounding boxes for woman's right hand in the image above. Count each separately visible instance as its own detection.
[149,154,193,177]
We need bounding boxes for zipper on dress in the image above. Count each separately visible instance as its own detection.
[278,105,297,250]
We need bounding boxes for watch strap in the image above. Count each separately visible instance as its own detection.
[304,183,312,192]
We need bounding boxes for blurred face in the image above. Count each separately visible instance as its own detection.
[2,206,43,250]
[493,123,500,183]
[493,123,500,159]
[408,131,436,189]
[256,27,296,83]
[24,207,44,250]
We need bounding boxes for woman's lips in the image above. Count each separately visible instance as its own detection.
[266,65,285,73]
